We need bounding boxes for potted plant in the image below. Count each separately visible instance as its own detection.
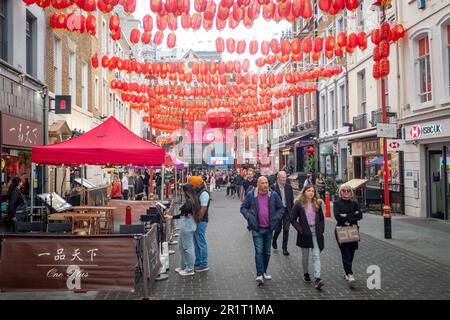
[325,177,338,200]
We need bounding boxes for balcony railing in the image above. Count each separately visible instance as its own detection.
[370,107,391,127]
[353,114,368,131]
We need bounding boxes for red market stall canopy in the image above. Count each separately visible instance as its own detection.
[31,117,164,166]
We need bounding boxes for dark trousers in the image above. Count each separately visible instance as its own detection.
[122,190,129,200]
[272,209,290,249]
[339,244,356,275]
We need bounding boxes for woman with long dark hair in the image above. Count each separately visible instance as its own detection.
[291,184,326,290]
[164,184,199,276]
[7,176,27,231]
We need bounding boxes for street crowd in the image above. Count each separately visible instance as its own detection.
[166,168,362,290]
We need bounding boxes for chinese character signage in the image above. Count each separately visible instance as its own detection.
[2,114,43,147]
[0,235,136,292]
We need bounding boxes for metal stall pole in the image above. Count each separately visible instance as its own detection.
[160,165,165,202]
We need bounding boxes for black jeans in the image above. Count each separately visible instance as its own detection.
[122,190,129,200]
[272,209,290,249]
[339,244,356,275]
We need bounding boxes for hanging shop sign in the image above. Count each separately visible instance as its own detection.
[387,139,405,152]
[351,139,381,157]
[377,123,397,138]
[405,119,450,141]
[1,114,43,148]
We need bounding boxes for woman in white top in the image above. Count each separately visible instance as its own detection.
[209,171,216,194]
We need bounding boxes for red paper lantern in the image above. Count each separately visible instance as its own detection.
[153,30,164,45]
[86,14,97,36]
[111,27,121,41]
[302,37,312,54]
[194,0,207,12]
[130,28,140,44]
[391,24,405,41]
[373,62,380,79]
[380,22,391,41]
[318,0,331,12]
[226,38,236,53]
[346,0,359,10]
[206,107,233,128]
[109,15,120,31]
[263,2,276,20]
[22,0,36,5]
[91,53,99,68]
[249,39,258,55]
[379,58,390,77]
[215,37,225,53]
[270,38,280,54]
[261,40,270,55]
[302,0,313,19]
[181,13,191,29]
[358,31,367,51]
[379,40,390,58]
[314,37,323,53]
[237,40,246,54]
[167,32,176,48]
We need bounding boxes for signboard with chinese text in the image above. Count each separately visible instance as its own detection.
[0,235,136,292]
[2,114,43,147]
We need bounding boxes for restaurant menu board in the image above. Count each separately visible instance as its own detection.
[37,192,73,212]
[0,235,136,292]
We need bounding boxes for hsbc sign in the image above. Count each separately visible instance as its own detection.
[405,120,449,141]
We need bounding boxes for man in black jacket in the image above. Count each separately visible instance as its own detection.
[271,171,295,256]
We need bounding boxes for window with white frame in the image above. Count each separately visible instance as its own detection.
[94,76,99,110]
[109,92,114,116]
[339,83,346,126]
[102,19,106,53]
[53,37,62,95]
[69,51,76,104]
[304,94,309,123]
[337,15,344,33]
[415,35,432,103]
[320,93,327,132]
[0,0,7,61]
[311,93,315,123]
[329,89,335,130]
[357,2,365,31]
[358,70,366,114]
[103,80,107,116]
[81,62,88,111]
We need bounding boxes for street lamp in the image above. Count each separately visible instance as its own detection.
[371,0,392,239]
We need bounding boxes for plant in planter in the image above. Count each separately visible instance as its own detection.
[304,155,317,174]
[325,177,338,199]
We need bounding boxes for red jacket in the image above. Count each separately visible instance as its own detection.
[111,181,122,198]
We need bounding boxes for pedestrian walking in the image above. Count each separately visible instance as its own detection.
[316,173,326,200]
[188,176,211,272]
[6,177,27,232]
[271,171,295,256]
[234,172,243,199]
[291,184,325,289]
[164,184,199,276]
[121,173,129,200]
[334,185,363,288]
[303,173,315,189]
[134,174,145,200]
[208,171,216,198]
[241,168,257,202]
[240,176,285,285]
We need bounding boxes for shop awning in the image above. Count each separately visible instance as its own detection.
[367,156,384,166]
[32,117,165,166]
[338,128,376,142]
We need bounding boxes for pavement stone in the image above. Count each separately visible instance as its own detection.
[2,189,450,300]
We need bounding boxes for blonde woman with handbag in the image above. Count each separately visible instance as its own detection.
[333,185,363,288]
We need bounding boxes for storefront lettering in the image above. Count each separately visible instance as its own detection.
[2,114,43,147]
[409,124,443,139]
[362,140,380,156]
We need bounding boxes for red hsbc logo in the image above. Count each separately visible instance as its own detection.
[389,141,400,149]
[410,125,421,138]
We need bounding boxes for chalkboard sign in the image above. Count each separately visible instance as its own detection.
[87,187,108,206]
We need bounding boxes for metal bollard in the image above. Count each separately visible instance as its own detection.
[325,192,331,218]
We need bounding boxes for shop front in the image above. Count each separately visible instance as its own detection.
[319,141,339,178]
[1,113,43,213]
[404,118,450,220]
[350,137,404,213]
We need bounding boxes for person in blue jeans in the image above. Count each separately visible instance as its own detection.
[188,176,211,272]
[240,176,284,284]
[164,184,199,276]
[291,184,326,290]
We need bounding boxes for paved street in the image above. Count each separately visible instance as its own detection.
[100,189,450,300]
[2,189,450,300]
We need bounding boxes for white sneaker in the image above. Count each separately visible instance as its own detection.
[263,273,272,280]
[175,267,182,273]
[179,269,195,276]
[348,274,355,288]
[255,276,264,284]
[344,274,349,281]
